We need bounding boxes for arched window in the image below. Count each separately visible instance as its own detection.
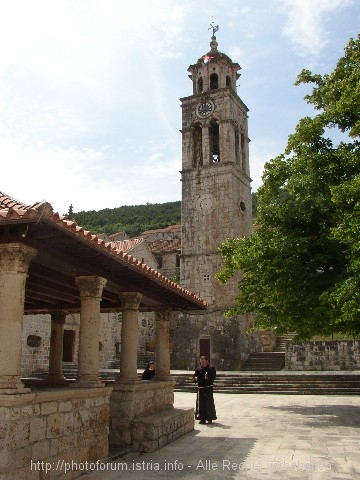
[226,75,231,88]
[197,77,203,93]
[209,121,220,163]
[241,133,246,170]
[193,124,203,168]
[235,129,240,165]
[210,73,218,90]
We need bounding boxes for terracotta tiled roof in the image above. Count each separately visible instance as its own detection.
[142,224,181,235]
[0,191,207,310]
[110,238,144,253]
[148,238,181,254]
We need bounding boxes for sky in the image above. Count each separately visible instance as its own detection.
[0,0,358,215]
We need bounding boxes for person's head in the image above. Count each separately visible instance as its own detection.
[200,356,209,367]
[148,361,155,370]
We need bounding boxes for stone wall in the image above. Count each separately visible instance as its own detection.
[285,340,360,370]
[0,386,112,479]
[22,314,51,376]
[98,312,121,368]
[170,310,262,370]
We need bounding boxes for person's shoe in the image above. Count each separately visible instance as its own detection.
[207,420,212,424]
[199,420,206,424]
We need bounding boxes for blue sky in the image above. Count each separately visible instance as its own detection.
[0,0,358,215]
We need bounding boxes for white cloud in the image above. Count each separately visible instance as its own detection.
[279,0,354,56]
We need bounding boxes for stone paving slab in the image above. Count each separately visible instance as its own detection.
[85,392,360,480]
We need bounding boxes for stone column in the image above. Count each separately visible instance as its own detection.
[73,276,107,387]
[44,310,67,385]
[0,243,37,393]
[155,309,172,381]
[117,292,142,383]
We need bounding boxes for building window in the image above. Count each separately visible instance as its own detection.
[210,73,218,90]
[193,124,203,168]
[203,274,210,281]
[197,77,203,93]
[241,133,246,170]
[235,129,240,165]
[27,335,42,348]
[209,121,220,162]
[226,75,231,88]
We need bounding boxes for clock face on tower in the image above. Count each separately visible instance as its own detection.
[196,100,214,118]
[196,194,214,214]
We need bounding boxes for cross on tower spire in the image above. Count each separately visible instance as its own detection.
[208,20,219,37]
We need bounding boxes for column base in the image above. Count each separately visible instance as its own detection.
[0,376,31,393]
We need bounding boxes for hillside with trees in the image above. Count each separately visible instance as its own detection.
[73,201,181,238]
[71,193,258,238]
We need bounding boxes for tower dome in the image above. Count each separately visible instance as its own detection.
[187,28,241,95]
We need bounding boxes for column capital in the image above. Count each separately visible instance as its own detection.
[155,308,174,323]
[119,292,142,311]
[50,310,67,324]
[0,243,37,273]
[75,276,107,299]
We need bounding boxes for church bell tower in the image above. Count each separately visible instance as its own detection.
[180,26,252,308]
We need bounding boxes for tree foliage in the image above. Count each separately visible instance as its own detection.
[217,35,360,339]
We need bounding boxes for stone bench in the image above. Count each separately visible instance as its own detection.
[131,407,194,453]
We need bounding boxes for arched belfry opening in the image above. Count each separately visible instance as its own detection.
[210,73,218,90]
[209,121,220,163]
[197,77,203,93]
[193,124,203,168]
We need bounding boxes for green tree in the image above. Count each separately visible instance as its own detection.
[216,35,360,339]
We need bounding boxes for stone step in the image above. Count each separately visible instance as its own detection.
[242,352,285,371]
[58,367,360,395]
[173,372,360,394]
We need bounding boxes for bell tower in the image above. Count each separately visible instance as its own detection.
[180,26,252,307]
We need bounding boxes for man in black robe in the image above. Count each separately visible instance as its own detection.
[193,355,217,424]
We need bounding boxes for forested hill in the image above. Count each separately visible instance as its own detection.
[74,201,181,238]
[73,193,258,238]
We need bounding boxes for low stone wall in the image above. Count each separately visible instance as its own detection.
[109,380,193,452]
[285,340,360,370]
[0,386,112,479]
[132,407,194,453]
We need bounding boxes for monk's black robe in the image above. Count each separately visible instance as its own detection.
[193,364,217,422]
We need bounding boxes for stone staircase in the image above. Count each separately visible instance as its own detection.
[173,372,360,395]
[242,352,285,371]
[42,365,360,395]
[274,333,297,352]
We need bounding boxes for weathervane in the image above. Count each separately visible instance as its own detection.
[208,20,219,36]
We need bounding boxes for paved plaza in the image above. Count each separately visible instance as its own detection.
[85,391,360,480]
